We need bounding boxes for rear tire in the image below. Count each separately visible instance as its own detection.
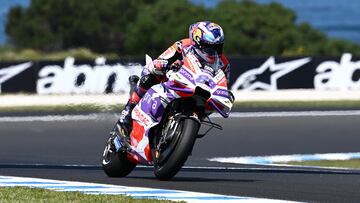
[154,118,199,180]
[102,136,136,177]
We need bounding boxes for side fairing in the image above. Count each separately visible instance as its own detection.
[129,84,177,164]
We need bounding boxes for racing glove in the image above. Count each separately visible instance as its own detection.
[147,59,169,76]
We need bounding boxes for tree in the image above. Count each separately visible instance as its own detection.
[125,0,207,56]
[213,0,360,56]
[6,0,148,53]
[5,0,360,56]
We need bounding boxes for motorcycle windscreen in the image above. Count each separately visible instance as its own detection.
[193,47,220,74]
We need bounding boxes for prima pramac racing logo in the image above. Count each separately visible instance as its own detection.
[231,57,311,91]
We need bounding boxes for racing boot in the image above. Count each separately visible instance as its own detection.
[116,76,140,139]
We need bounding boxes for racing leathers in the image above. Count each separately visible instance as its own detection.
[118,38,231,134]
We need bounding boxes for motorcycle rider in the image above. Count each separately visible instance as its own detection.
[118,21,233,135]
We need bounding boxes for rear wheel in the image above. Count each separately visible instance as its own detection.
[102,134,136,177]
[153,116,200,180]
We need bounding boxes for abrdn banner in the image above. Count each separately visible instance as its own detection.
[0,53,359,94]
[0,57,142,94]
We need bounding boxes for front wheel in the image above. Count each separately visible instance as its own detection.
[154,117,200,180]
[102,134,136,177]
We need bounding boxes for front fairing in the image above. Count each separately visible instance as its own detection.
[165,52,232,118]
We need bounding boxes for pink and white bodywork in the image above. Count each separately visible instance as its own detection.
[127,53,233,165]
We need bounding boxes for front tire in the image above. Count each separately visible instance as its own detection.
[102,135,136,177]
[154,117,200,180]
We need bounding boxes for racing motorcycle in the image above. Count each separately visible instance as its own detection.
[102,47,233,180]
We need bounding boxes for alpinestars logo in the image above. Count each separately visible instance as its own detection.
[231,57,311,91]
[0,62,32,93]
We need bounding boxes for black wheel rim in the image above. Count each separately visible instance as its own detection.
[154,117,183,167]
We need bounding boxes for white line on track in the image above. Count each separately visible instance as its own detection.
[0,110,359,122]
[0,175,298,203]
[0,114,103,122]
[211,110,360,118]
[2,163,358,174]
[208,152,360,169]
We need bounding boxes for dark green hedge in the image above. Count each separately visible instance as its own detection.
[5,0,360,57]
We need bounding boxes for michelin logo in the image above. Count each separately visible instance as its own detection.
[231,57,311,91]
[0,62,32,93]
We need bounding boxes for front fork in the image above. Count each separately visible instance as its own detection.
[154,112,200,161]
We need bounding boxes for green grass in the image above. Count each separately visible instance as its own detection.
[0,186,178,203]
[284,159,360,169]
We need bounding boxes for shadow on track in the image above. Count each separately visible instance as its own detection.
[1,164,360,176]
[126,175,260,183]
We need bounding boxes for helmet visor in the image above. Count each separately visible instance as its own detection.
[202,43,223,55]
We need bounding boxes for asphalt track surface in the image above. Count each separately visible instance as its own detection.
[0,113,360,202]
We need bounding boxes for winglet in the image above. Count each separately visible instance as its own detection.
[145,54,153,66]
